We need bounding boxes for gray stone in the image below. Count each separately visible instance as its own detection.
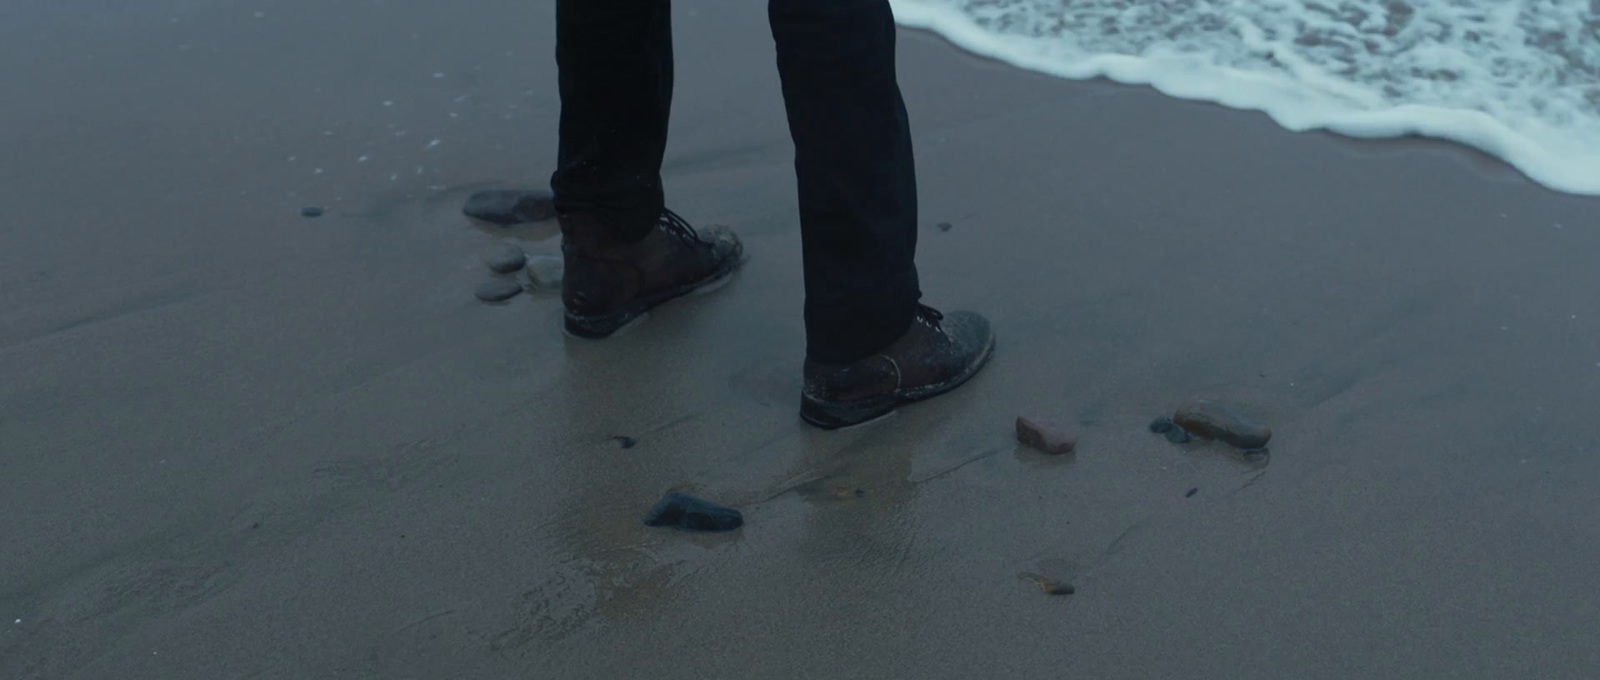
[482,244,527,274]
[474,279,523,302]
[463,188,556,226]
[300,206,324,217]
[642,493,743,533]
[1149,417,1191,444]
[526,255,564,289]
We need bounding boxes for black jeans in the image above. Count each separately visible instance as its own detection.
[551,0,921,364]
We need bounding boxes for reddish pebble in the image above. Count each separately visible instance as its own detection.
[1173,400,1272,450]
[1015,416,1077,455]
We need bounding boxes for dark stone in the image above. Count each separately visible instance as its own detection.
[482,244,527,274]
[936,221,953,232]
[1016,416,1076,454]
[1150,417,1190,443]
[642,493,743,533]
[1019,572,1075,595]
[830,485,866,499]
[300,206,324,217]
[614,436,637,449]
[474,279,523,302]
[1174,400,1272,449]
[463,188,556,226]
[1186,487,1198,498]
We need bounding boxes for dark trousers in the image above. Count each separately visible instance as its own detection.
[552,0,921,364]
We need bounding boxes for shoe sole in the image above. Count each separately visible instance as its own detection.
[798,331,996,430]
[563,252,743,339]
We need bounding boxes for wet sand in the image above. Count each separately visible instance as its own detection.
[5,1,1600,678]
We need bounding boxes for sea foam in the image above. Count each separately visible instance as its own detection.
[893,0,1600,195]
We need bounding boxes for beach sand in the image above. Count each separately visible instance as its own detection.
[4,1,1600,678]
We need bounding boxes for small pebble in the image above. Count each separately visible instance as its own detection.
[936,221,953,232]
[1186,487,1198,498]
[482,244,527,274]
[1149,417,1191,444]
[643,493,743,533]
[463,188,556,226]
[1016,416,1076,455]
[526,255,564,289]
[474,279,523,302]
[1018,572,1074,595]
[300,206,324,217]
[614,436,637,449]
[1174,400,1272,449]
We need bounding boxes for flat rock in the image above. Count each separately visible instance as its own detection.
[642,493,743,533]
[1174,400,1272,449]
[526,255,564,289]
[1148,417,1192,444]
[300,206,324,217]
[1015,416,1076,454]
[482,244,527,274]
[474,279,523,302]
[463,188,556,226]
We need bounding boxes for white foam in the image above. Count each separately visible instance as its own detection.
[892,0,1600,195]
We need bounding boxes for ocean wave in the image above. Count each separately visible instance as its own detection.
[893,0,1600,195]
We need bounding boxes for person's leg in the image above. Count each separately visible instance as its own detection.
[770,0,993,428]
[551,0,673,241]
[552,0,742,338]
[769,0,921,365]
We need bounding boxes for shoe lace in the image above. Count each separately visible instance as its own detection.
[915,303,945,328]
[659,208,707,245]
